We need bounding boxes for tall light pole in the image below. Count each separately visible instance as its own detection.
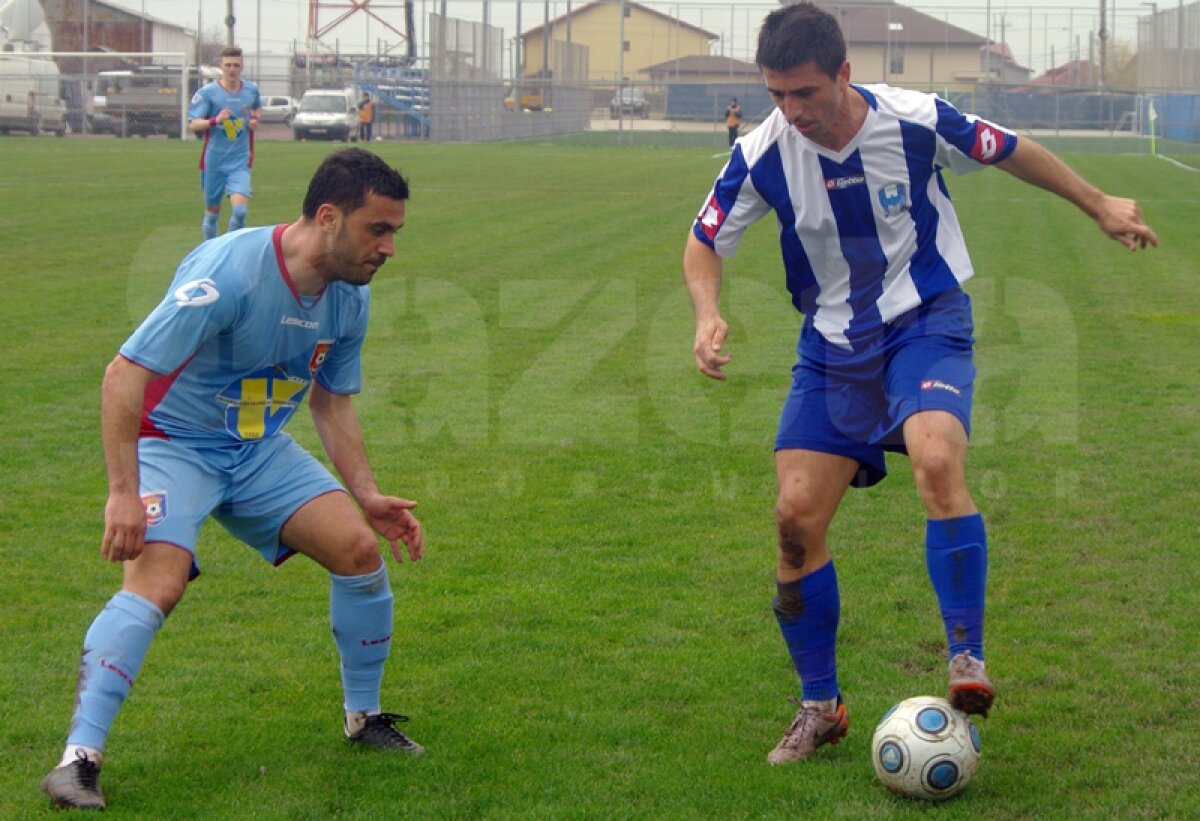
[1142,2,1158,89]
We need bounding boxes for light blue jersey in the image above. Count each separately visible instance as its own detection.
[189,78,261,175]
[121,224,369,447]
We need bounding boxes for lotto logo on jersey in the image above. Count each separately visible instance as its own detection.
[141,491,167,526]
[921,379,962,396]
[825,175,866,191]
[697,195,725,241]
[309,341,334,374]
[970,121,1004,163]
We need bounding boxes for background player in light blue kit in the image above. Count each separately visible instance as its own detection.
[188,46,261,240]
[41,149,426,811]
[684,2,1158,767]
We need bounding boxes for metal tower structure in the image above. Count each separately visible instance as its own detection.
[306,0,416,65]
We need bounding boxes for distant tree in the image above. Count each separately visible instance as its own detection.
[1107,40,1138,88]
[195,26,227,66]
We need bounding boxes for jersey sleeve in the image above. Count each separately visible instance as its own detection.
[187,85,213,120]
[249,82,262,112]
[931,96,1018,175]
[691,149,772,258]
[119,246,242,375]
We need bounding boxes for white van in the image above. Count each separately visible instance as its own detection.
[0,53,67,136]
[292,88,357,142]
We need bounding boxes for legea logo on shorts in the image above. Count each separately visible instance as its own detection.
[174,278,220,307]
[142,491,167,526]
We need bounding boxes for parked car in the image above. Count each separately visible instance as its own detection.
[609,87,648,119]
[292,88,358,141]
[259,95,298,125]
[0,54,68,136]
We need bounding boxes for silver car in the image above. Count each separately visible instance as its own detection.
[258,95,298,126]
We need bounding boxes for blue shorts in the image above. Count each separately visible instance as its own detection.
[775,288,976,488]
[137,434,343,577]
[201,165,252,207]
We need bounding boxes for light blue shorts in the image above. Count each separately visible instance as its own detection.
[137,434,343,577]
[201,165,252,207]
[775,288,976,488]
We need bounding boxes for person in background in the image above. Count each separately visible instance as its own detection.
[187,46,261,241]
[724,97,743,147]
[359,92,376,142]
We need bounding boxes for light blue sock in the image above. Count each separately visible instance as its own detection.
[329,565,393,713]
[202,211,218,240]
[67,591,164,751]
[227,204,247,233]
[926,514,988,660]
[773,561,840,702]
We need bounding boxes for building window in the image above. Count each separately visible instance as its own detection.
[624,6,632,17]
[889,45,905,76]
[623,41,631,52]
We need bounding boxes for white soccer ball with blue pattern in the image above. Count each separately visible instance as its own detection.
[871,696,981,801]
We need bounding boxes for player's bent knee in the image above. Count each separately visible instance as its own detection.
[333,530,385,576]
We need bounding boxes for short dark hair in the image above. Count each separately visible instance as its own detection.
[302,149,409,219]
[755,2,846,78]
[219,46,243,61]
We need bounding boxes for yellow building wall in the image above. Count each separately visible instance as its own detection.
[846,44,985,90]
[523,4,713,86]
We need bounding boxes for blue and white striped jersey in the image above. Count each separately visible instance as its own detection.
[120,225,369,447]
[693,84,1017,350]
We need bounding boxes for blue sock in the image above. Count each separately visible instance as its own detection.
[67,591,164,750]
[926,514,988,660]
[329,565,393,713]
[773,561,840,702]
[227,204,247,233]
[202,212,218,240]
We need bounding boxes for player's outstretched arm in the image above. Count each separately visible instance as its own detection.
[997,138,1159,251]
[100,357,157,562]
[309,383,424,562]
[684,232,732,380]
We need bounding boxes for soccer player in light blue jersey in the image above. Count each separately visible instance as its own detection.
[41,150,425,811]
[188,46,261,240]
[684,2,1158,766]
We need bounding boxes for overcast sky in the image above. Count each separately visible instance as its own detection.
[100,0,1143,75]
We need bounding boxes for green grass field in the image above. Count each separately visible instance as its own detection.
[1,135,1197,818]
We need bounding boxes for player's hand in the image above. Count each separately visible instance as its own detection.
[693,316,731,380]
[101,491,148,563]
[362,495,424,563]
[1096,195,1158,251]
[216,108,233,123]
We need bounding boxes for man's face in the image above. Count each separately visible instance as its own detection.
[320,193,406,286]
[762,60,851,147]
[219,57,243,84]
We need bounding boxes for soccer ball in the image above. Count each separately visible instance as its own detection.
[871,696,981,801]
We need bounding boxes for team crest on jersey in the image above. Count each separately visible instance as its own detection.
[877,183,908,217]
[697,195,725,241]
[174,278,220,307]
[141,491,167,526]
[309,340,334,374]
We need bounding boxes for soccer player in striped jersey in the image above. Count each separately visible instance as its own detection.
[41,150,426,811]
[188,46,261,241]
[684,2,1157,766]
